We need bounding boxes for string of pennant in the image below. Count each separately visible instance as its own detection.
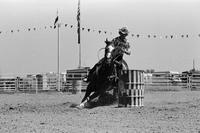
[1,23,200,39]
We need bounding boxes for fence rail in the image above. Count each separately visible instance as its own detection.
[144,73,200,91]
[0,72,200,93]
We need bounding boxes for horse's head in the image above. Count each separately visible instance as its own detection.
[104,39,124,64]
[104,39,114,64]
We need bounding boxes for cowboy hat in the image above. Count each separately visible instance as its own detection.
[119,27,129,35]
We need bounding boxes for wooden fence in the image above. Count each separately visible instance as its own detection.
[144,73,200,91]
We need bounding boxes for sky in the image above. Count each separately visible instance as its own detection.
[0,0,200,76]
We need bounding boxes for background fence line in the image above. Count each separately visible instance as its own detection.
[0,71,200,94]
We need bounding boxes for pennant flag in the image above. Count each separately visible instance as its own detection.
[136,34,140,38]
[44,26,47,29]
[54,14,59,29]
[165,35,168,38]
[181,35,184,38]
[82,27,84,31]
[17,29,20,32]
[11,30,13,33]
[71,25,73,28]
[87,29,90,32]
[148,35,150,38]
[198,34,200,37]
[186,34,189,38]
[153,35,156,38]
[77,0,81,44]
[131,34,134,37]
[0,31,1,34]
[65,24,68,27]
[170,35,173,39]
[28,28,31,31]
[98,30,101,34]
[33,28,36,30]
[104,31,107,34]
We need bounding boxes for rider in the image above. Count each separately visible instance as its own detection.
[84,27,131,82]
[110,27,131,77]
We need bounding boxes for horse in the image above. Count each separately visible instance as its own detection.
[78,39,128,108]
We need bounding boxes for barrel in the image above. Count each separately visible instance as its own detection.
[118,70,144,107]
[72,80,83,93]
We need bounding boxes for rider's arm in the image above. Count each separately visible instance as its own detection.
[123,42,131,55]
[122,48,131,55]
[124,50,131,55]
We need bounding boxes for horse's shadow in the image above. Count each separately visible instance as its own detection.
[69,92,117,109]
[84,92,117,109]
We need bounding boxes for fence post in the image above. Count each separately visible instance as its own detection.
[187,75,191,90]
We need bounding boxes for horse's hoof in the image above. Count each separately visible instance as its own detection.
[76,103,85,109]
[80,103,85,107]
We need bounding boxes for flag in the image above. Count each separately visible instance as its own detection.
[54,14,59,29]
[77,0,80,44]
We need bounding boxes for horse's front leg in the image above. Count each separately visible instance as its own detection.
[87,91,101,102]
[81,82,94,103]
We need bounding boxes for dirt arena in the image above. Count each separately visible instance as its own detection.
[0,89,200,133]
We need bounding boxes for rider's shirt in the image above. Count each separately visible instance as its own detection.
[111,36,130,61]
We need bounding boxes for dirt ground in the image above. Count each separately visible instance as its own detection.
[0,89,200,133]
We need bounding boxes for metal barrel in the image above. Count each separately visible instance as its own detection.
[72,80,83,93]
[118,70,144,107]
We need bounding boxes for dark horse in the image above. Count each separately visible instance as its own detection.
[78,39,128,108]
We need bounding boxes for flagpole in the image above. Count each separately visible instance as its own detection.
[54,9,60,92]
[77,0,81,68]
[78,37,81,68]
[57,22,60,91]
